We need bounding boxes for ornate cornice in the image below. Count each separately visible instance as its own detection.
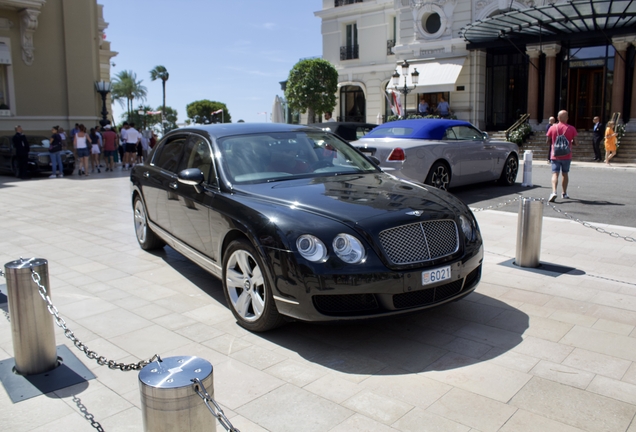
[0,0,46,10]
[19,8,39,65]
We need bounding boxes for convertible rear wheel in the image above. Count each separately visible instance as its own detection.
[499,154,519,186]
[425,162,451,191]
[222,239,284,332]
[133,195,165,250]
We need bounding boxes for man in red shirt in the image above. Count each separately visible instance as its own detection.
[101,124,118,172]
[546,110,578,202]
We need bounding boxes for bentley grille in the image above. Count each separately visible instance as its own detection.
[378,220,459,265]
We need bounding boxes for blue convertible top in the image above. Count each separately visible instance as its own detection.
[364,119,475,140]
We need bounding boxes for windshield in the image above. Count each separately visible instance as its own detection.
[28,136,51,148]
[217,131,378,184]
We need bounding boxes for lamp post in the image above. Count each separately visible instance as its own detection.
[94,81,113,126]
[391,60,419,118]
[138,109,146,130]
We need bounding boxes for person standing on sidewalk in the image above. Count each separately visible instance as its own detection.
[592,116,603,162]
[546,116,556,163]
[546,110,578,202]
[604,120,618,166]
[12,125,30,179]
[101,124,117,172]
[48,126,65,178]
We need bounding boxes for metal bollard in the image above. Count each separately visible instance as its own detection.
[515,198,543,268]
[4,258,58,375]
[139,356,215,432]
[521,150,533,187]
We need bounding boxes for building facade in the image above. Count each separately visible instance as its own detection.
[315,0,636,132]
[0,0,116,136]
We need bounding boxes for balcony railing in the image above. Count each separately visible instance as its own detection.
[335,0,363,6]
[340,45,359,60]
[387,39,395,55]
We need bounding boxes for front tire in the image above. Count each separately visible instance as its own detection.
[425,162,451,191]
[499,154,518,186]
[222,239,284,332]
[133,195,165,250]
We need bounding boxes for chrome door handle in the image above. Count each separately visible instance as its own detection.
[143,171,150,178]
[169,182,177,189]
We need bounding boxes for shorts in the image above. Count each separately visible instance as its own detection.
[125,143,137,153]
[91,144,100,155]
[104,150,116,158]
[551,159,571,174]
[77,147,90,158]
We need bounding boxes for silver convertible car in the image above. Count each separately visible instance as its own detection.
[356,119,519,190]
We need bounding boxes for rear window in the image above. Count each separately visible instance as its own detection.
[365,127,414,138]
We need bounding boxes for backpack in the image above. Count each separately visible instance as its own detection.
[553,127,571,157]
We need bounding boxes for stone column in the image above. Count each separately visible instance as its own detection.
[626,37,636,131]
[541,43,561,130]
[611,38,630,122]
[526,46,541,128]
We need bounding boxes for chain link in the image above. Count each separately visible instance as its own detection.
[30,269,160,371]
[72,395,105,431]
[470,196,522,212]
[192,378,241,432]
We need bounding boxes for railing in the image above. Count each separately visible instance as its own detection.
[335,0,363,6]
[340,45,359,60]
[505,113,530,141]
[387,39,395,55]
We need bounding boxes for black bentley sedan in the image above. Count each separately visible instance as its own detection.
[0,135,75,177]
[131,123,483,331]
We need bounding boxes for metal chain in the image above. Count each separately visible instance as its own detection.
[30,269,160,371]
[72,395,105,431]
[470,196,521,212]
[192,378,241,432]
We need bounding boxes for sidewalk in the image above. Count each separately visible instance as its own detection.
[1,173,636,432]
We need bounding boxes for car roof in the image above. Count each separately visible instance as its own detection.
[167,123,317,140]
[364,119,476,140]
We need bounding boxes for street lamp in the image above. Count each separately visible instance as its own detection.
[391,60,419,118]
[94,80,113,126]
[138,109,146,130]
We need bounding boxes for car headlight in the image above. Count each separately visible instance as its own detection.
[296,235,327,262]
[333,234,366,264]
[459,215,474,242]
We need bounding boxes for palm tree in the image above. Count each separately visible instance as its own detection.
[111,70,147,121]
[150,66,169,131]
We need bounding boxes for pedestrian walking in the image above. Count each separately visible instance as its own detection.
[546,116,556,163]
[124,122,140,169]
[101,124,118,172]
[604,120,618,166]
[89,127,101,173]
[546,110,578,202]
[592,116,603,162]
[12,125,30,179]
[48,126,65,178]
[74,124,91,176]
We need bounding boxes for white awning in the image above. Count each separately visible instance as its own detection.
[0,43,11,65]
[388,57,465,94]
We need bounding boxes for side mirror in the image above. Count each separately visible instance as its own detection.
[178,168,204,193]
[482,132,489,140]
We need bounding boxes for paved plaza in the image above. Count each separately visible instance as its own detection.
[1,170,636,432]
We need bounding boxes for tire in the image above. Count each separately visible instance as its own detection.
[499,154,519,186]
[133,195,165,250]
[222,239,285,332]
[425,161,451,191]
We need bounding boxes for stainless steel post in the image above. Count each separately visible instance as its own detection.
[515,198,543,268]
[139,356,215,432]
[4,258,58,375]
[521,150,533,187]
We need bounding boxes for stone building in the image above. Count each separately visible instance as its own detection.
[0,0,116,136]
[315,0,636,132]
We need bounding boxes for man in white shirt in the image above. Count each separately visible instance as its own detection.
[324,112,336,122]
[124,123,140,169]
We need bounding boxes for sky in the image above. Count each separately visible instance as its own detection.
[100,0,323,124]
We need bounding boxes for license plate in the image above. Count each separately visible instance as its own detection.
[422,266,451,285]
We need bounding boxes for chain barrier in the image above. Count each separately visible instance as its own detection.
[72,395,105,431]
[470,195,636,242]
[192,378,241,432]
[30,269,160,371]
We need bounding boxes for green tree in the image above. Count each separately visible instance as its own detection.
[285,58,338,124]
[111,70,147,120]
[186,100,231,124]
[149,65,169,132]
[127,105,178,133]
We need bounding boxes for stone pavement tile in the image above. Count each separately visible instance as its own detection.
[529,360,595,389]
[237,383,352,432]
[106,275,154,290]
[588,375,636,406]
[305,346,388,383]
[424,352,531,402]
[455,322,523,349]
[54,381,133,423]
[342,390,413,425]
[514,302,557,318]
[154,292,217,314]
[549,310,598,327]
[69,261,109,274]
[589,291,636,313]
[230,344,288,370]
[203,333,252,356]
[622,363,636,385]
[81,280,117,294]
[427,387,516,432]
[499,287,553,306]
[474,281,510,299]
[264,358,327,387]
[108,324,192,359]
[0,388,76,432]
[175,322,225,343]
[214,359,286,410]
[76,306,154,339]
[329,413,400,432]
[442,336,492,358]
[560,326,636,361]
[543,294,601,316]
[99,406,143,432]
[392,407,471,432]
[438,299,507,325]
[304,373,363,405]
[135,267,188,284]
[127,284,177,302]
[224,414,270,432]
[184,303,235,326]
[95,286,132,302]
[152,311,199,329]
[590,305,636,327]
[51,285,96,307]
[487,310,573,342]
[112,295,151,312]
[290,322,375,350]
[362,367,452,409]
[499,409,585,432]
[480,348,540,373]
[593,318,636,335]
[562,348,631,380]
[509,377,636,432]
[511,336,574,363]
[29,412,96,431]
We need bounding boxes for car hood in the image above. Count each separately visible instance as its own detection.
[233,173,468,226]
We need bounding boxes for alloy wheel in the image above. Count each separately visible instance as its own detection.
[225,249,266,322]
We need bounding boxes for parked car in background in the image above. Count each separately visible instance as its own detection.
[311,122,377,142]
[355,119,519,190]
[0,135,75,177]
[130,123,483,331]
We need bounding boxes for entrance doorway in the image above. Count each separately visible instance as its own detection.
[340,85,366,122]
[567,67,604,130]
